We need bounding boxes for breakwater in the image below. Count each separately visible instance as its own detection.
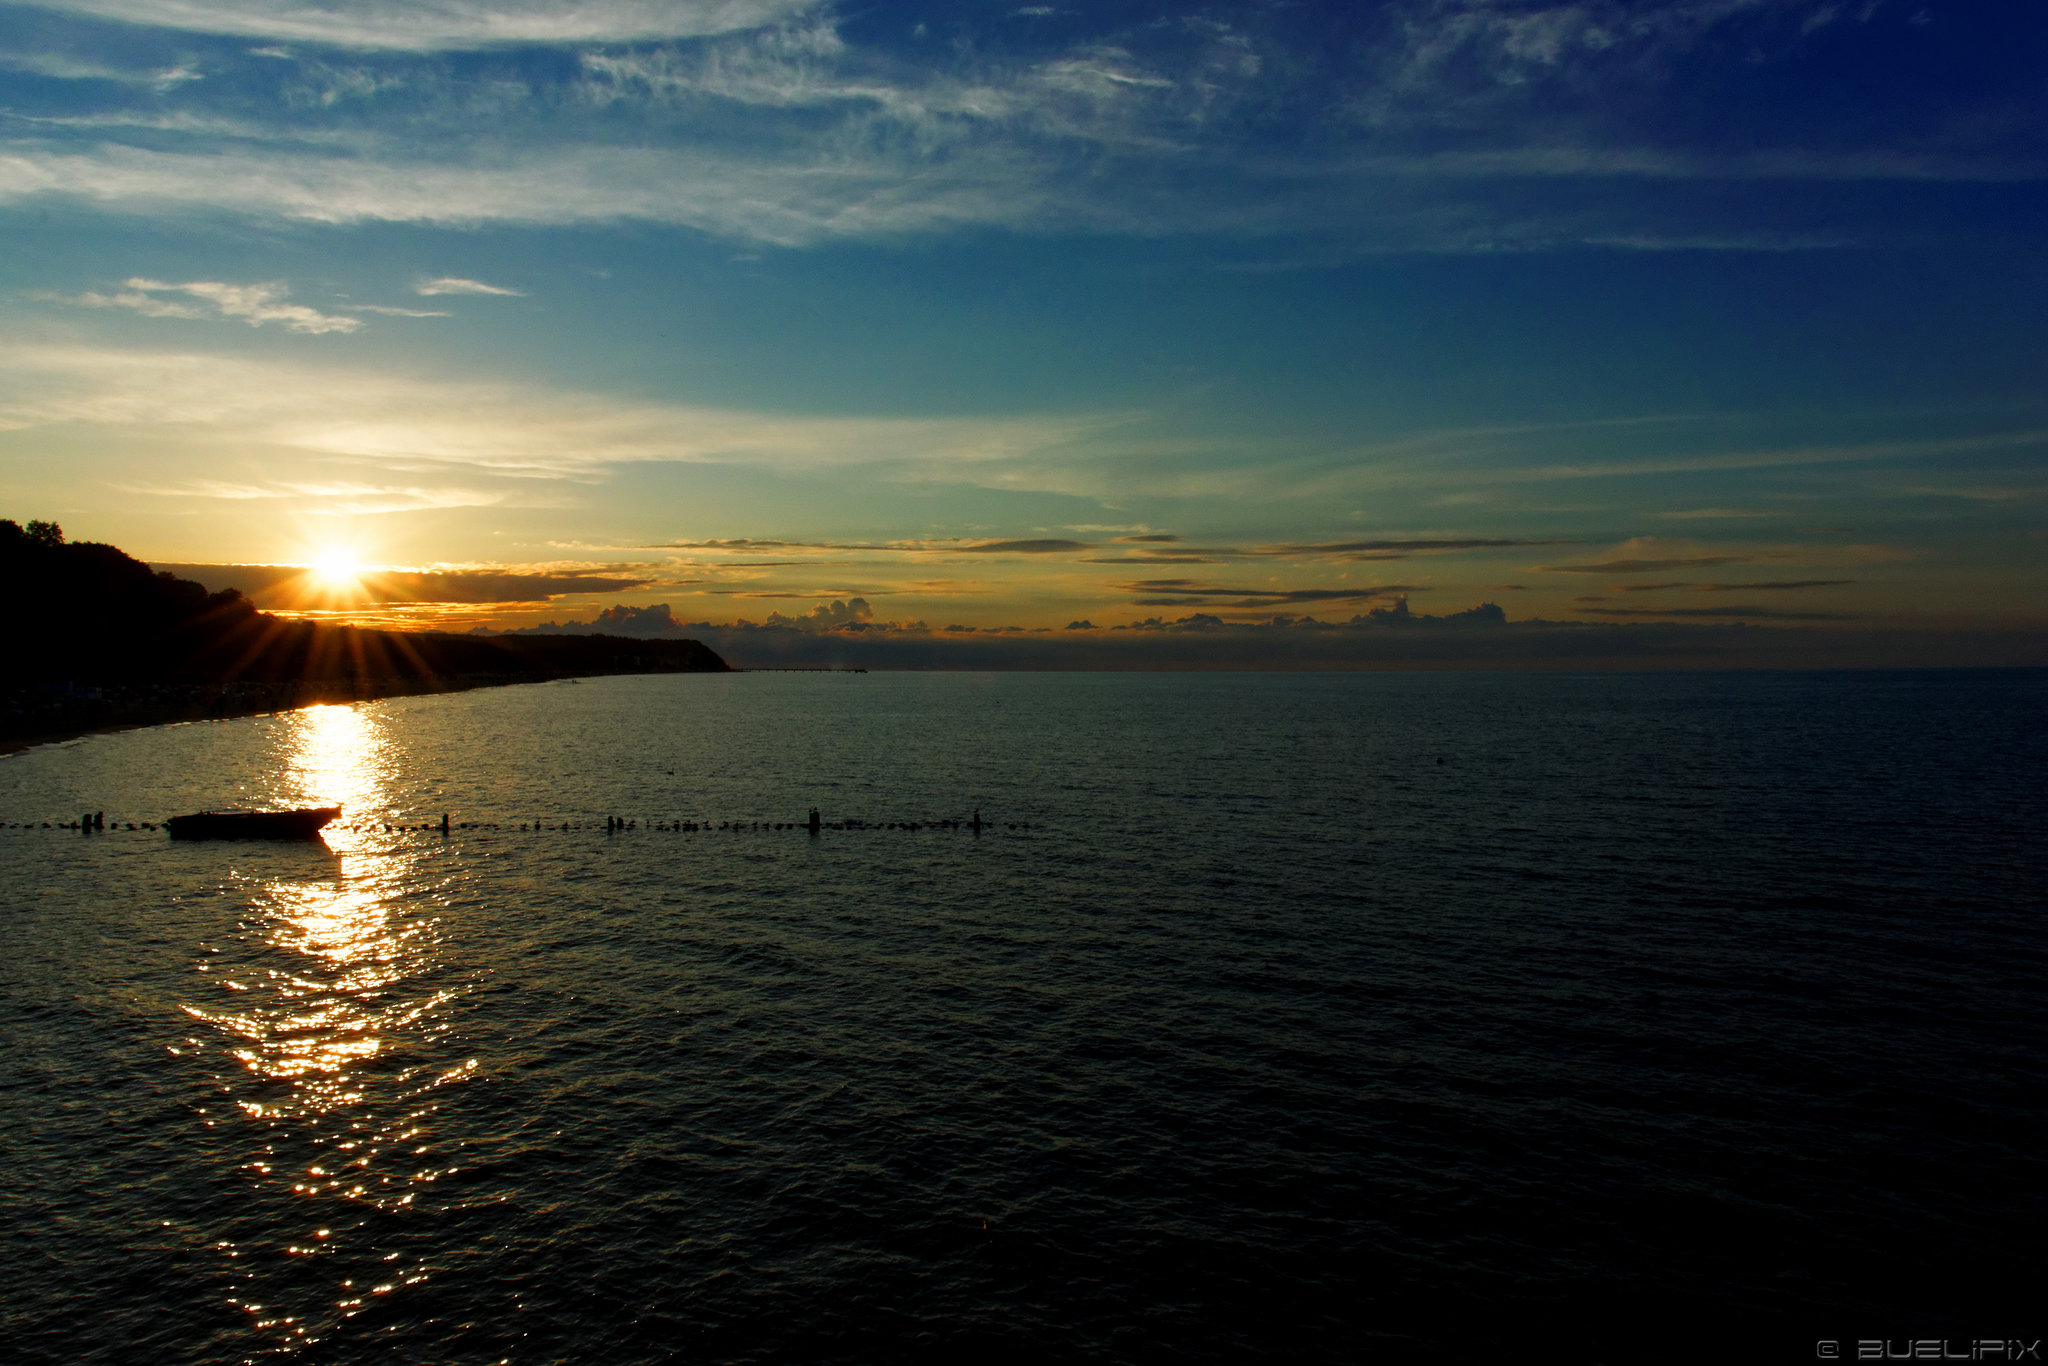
[2,812,1036,834]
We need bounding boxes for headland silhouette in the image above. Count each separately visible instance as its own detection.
[1,519,728,749]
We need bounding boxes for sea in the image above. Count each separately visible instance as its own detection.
[1,670,2042,1364]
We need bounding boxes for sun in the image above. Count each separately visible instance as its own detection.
[310,547,362,587]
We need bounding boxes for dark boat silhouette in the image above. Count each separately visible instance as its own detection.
[165,805,341,841]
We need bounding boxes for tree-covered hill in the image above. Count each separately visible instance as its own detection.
[2,519,727,746]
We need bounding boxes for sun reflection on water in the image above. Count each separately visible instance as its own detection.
[179,702,474,1353]
[284,704,388,850]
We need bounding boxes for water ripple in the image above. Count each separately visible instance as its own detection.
[0,672,2043,1361]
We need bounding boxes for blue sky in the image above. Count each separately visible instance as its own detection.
[1,0,2044,652]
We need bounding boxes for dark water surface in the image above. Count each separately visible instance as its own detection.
[2,671,2043,1363]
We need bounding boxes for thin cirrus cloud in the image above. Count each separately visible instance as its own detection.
[0,339,1127,482]
[416,276,523,296]
[22,0,818,51]
[68,278,362,333]
[1534,537,1774,575]
[1,5,2033,251]
[119,479,510,514]
[0,141,1123,247]
[0,50,202,87]
[1,125,2017,255]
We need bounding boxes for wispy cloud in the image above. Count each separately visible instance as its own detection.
[1890,483,2048,502]
[1535,535,1908,577]
[67,278,362,333]
[121,479,507,513]
[25,0,818,51]
[416,276,523,296]
[1537,535,1777,575]
[0,339,1127,484]
[1515,431,2048,483]
[6,132,2009,253]
[4,4,2030,251]
[0,141,1092,245]
[0,50,204,88]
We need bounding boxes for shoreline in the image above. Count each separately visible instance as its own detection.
[0,668,707,756]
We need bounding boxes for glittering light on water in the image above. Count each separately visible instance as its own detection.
[171,700,469,1354]
[284,704,388,846]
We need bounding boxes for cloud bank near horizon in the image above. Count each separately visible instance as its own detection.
[480,597,2048,671]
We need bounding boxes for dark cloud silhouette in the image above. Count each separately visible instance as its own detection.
[155,562,654,605]
[379,570,655,602]
[1080,555,1221,564]
[470,590,2040,671]
[1077,536,1567,565]
[646,537,906,554]
[1617,579,1854,593]
[1574,605,1854,621]
[490,597,921,638]
[962,539,1091,554]
[1541,555,1754,574]
[645,534,1553,563]
[673,604,2045,670]
[1093,599,1508,630]
[1282,538,1559,558]
[1119,578,1423,608]
[497,603,696,638]
[758,598,878,632]
[649,536,1095,556]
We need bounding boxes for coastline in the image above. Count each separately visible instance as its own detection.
[0,665,715,756]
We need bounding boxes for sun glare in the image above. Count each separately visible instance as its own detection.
[311,548,362,586]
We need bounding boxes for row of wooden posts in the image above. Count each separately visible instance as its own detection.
[5,810,1034,834]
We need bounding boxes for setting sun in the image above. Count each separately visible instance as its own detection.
[310,548,361,587]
